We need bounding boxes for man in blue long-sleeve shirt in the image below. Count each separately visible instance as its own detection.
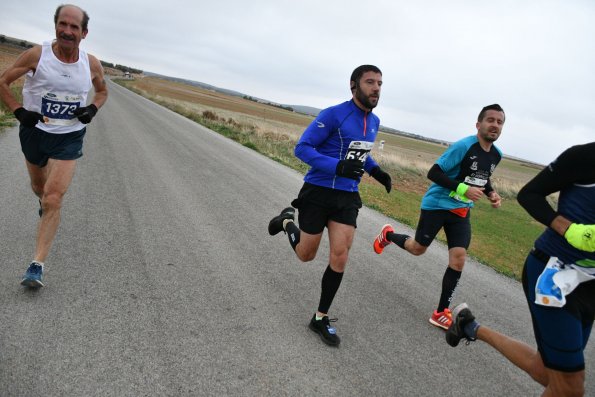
[268,65,392,346]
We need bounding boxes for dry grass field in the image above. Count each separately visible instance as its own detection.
[134,77,313,127]
[0,43,24,69]
[0,43,27,122]
[123,75,542,196]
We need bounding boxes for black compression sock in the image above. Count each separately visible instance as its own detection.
[285,221,300,251]
[318,265,344,314]
[387,232,410,249]
[437,267,462,312]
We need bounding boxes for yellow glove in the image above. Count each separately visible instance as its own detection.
[564,223,595,252]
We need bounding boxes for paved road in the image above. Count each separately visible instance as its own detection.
[1,81,593,396]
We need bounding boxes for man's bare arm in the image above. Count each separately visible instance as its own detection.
[0,46,41,112]
[88,54,108,109]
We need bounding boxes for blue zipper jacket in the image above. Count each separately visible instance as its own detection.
[294,100,380,192]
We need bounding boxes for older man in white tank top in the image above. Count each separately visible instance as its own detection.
[0,4,108,287]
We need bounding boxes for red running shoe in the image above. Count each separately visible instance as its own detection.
[373,224,394,254]
[429,308,452,330]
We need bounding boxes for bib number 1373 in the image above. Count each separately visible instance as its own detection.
[41,92,82,126]
[345,141,374,164]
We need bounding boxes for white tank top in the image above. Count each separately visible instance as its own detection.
[22,40,92,134]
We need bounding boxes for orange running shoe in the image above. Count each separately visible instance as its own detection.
[373,224,394,254]
[429,308,452,330]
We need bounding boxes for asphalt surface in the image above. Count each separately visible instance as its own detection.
[1,81,593,396]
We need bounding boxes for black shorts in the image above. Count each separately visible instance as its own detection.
[414,209,471,249]
[19,125,86,167]
[290,182,362,234]
[522,249,595,372]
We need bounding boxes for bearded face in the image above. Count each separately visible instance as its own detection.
[477,110,505,142]
[353,71,382,110]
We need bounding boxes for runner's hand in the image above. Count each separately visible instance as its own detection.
[13,107,44,127]
[564,223,595,252]
[370,166,392,193]
[73,104,98,124]
[460,184,485,202]
[488,191,501,208]
[336,160,364,180]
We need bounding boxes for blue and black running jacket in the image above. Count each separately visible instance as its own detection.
[294,100,380,192]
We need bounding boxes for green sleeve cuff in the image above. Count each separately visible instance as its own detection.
[456,183,469,197]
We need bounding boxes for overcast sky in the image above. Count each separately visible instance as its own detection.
[2,1,594,164]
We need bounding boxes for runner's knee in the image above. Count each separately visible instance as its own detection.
[296,248,316,262]
[547,370,584,397]
[407,241,427,256]
[329,249,349,269]
[526,352,548,386]
[41,191,64,211]
[448,248,466,270]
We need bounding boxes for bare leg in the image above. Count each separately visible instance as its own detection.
[477,326,548,386]
[26,159,77,262]
[477,325,586,396]
[448,247,466,272]
[404,238,427,256]
[542,368,585,397]
[316,221,354,317]
[293,230,323,262]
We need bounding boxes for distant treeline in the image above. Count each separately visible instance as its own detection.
[0,35,35,48]
[379,125,450,146]
[243,95,293,112]
[0,35,143,75]
[100,60,143,75]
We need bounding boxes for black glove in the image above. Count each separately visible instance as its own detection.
[370,166,392,193]
[13,107,44,127]
[73,104,98,124]
[336,160,365,180]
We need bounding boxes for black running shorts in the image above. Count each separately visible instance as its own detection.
[19,125,86,167]
[291,182,362,234]
[414,209,471,249]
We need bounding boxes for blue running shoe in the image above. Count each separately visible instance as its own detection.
[21,262,44,288]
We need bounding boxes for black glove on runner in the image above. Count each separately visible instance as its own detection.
[13,107,44,128]
[73,104,98,124]
[336,160,365,180]
[370,166,392,193]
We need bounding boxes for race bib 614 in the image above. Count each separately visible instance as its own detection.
[345,141,374,164]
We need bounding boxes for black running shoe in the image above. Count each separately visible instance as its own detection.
[446,303,477,347]
[309,314,340,347]
[268,207,295,236]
